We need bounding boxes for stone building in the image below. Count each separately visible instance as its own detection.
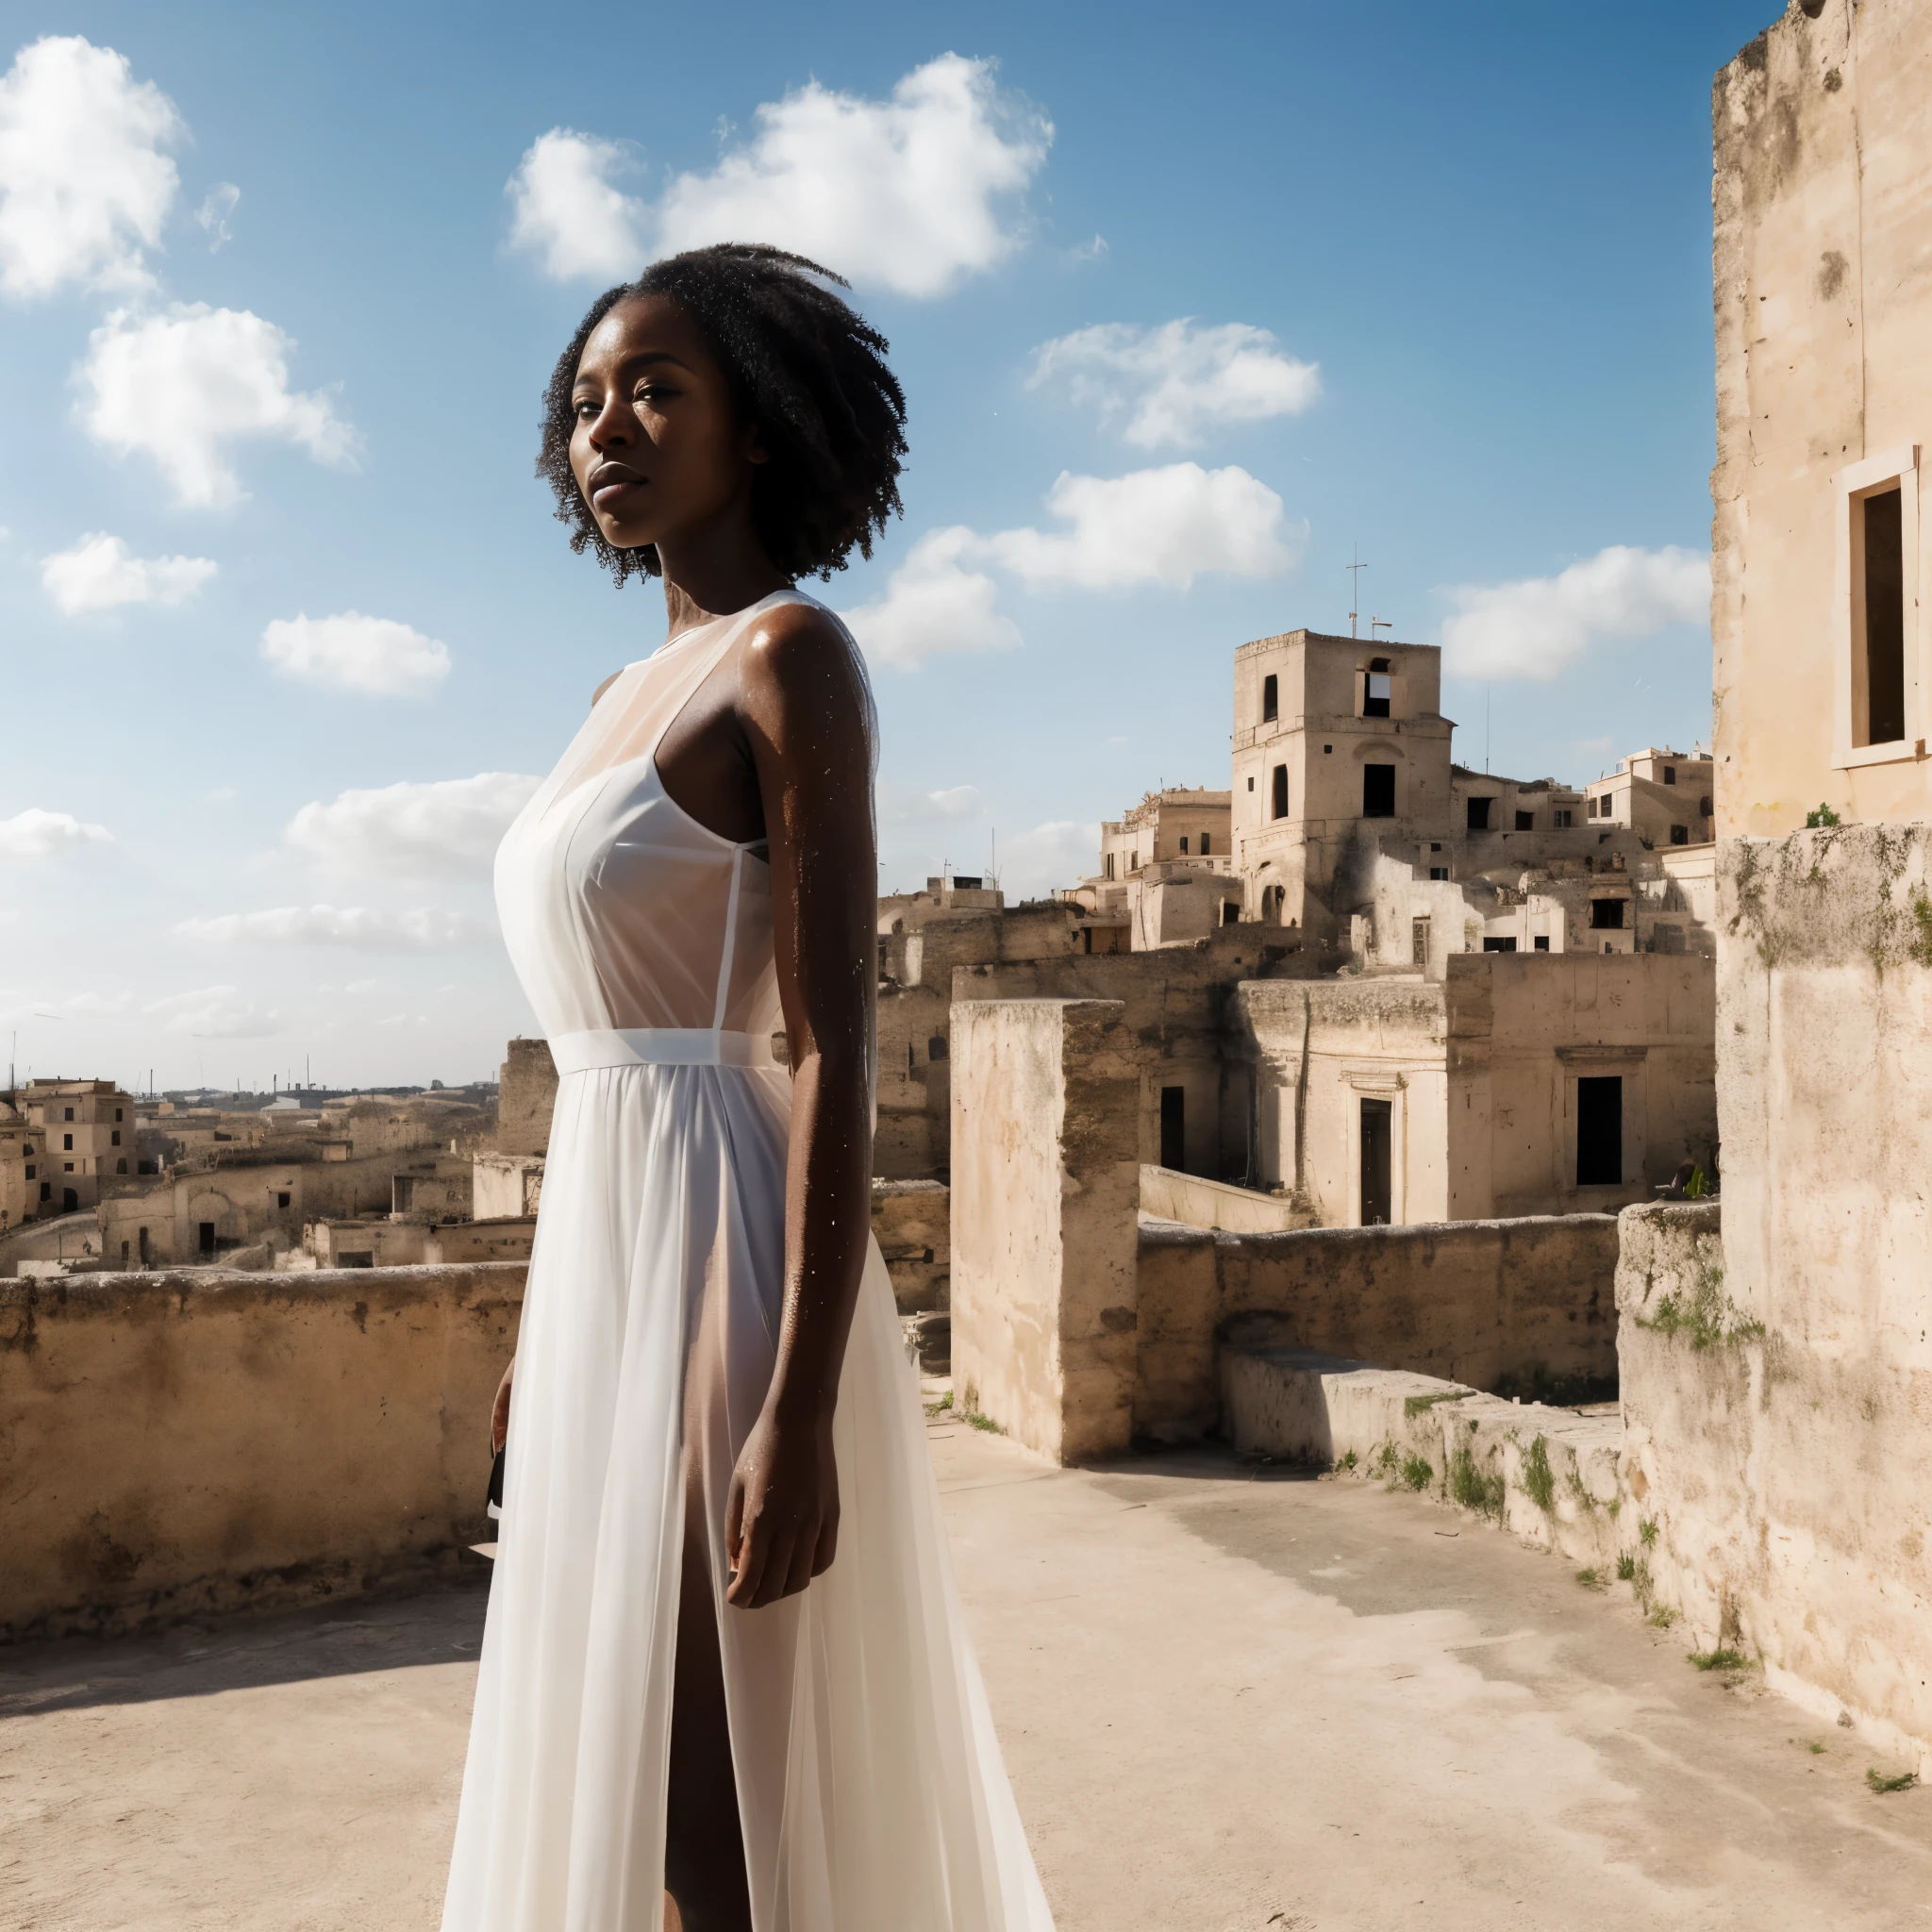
[1,1080,139,1221]
[1584,745,1716,849]
[1079,789,1241,949]
[1618,0,1932,1770]
[1238,954,1718,1225]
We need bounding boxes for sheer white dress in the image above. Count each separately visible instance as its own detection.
[441,589,1055,1932]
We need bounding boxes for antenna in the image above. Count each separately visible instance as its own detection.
[1346,545,1368,638]
[1371,616,1392,641]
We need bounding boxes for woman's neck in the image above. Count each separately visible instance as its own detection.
[658,523,791,641]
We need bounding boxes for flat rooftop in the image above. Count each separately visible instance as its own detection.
[3,1421,1927,1929]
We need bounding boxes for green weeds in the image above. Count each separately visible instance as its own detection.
[1867,1768,1918,1794]
[1689,1647,1750,1673]
[1520,1435,1557,1513]
[1403,1389,1471,1419]
[1449,1447,1506,1520]
[1400,1455,1433,1492]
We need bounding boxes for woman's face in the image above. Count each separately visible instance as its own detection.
[569,294,763,558]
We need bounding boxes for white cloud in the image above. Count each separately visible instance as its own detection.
[78,304,358,508]
[0,36,182,300]
[41,531,216,614]
[506,129,645,282]
[0,808,114,858]
[143,985,281,1039]
[876,779,981,824]
[508,56,1050,299]
[1439,545,1711,681]
[260,611,451,697]
[993,819,1098,900]
[1028,319,1321,449]
[175,905,492,950]
[283,773,540,882]
[195,181,239,250]
[986,464,1301,591]
[841,526,1021,669]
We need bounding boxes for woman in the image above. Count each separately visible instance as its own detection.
[441,244,1056,1932]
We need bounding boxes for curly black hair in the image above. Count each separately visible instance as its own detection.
[537,243,908,586]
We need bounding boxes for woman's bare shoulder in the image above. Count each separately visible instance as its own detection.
[590,668,625,713]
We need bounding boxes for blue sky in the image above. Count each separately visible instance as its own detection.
[0,0,1774,1091]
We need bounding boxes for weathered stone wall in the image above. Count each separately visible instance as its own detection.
[1712,0,1932,837]
[949,1000,1141,1461]
[0,1262,523,1641]
[1621,824,1932,1765]
[1137,1213,1620,1441]
[1138,1165,1313,1234]
[871,1179,949,1312]
[497,1040,558,1158]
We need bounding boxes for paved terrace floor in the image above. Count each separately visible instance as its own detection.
[5,1414,1931,1931]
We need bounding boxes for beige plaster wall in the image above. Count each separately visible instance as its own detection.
[871,1178,949,1313]
[1623,826,1932,1762]
[1136,1213,1620,1442]
[0,1261,523,1641]
[949,1000,1141,1462]
[1713,0,1932,833]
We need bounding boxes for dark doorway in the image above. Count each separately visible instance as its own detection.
[1362,764,1395,817]
[1271,764,1289,820]
[198,1221,216,1256]
[1467,796,1493,830]
[1576,1077,1623,1186]
[1159,1086,1186,1171]
[61,1188,77,1213]
[1359,1098,1392,1224]
[1261,673,1278,723]
[1863,486,1907,745]
[138,1225,150,1265]
[1591,897,1625,929]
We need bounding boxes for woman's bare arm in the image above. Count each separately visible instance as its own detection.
[723,601,876,1609]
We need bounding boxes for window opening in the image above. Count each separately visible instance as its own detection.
[1482,936,1518,953]
[1179,835,1190,855]
[1159,1086,1186,1172]
[1359,1098,1392,1225]
[1428,867,1449,881]
[1515,810,1534,831]
[1363,764,1396,818]
[1410,917,1429,966]
[927,1036,948,1060]
[1105,852,1114,880]
[1364,659,1391,718]
[1670,824,1689,846]
[1533,935,1550,952]
[1200,832,1210,856]
[1699,794,1713,818]
[1555,808,1574,828]
[1271,765,1289,820]
[1590,898,1625,929]
[1663,766,1677,786]
[1861,487,1907,745]
[1261,674,1278,723]
[199,1222,215,1256]
[1575,1076,1623,1186]
[1467,797,1492,831]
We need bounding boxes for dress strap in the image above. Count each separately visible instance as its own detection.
[549,1028,776,1074]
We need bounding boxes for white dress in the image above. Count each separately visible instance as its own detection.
[441,589,1054,1932]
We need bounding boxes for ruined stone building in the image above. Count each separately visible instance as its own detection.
[1618,0,1932,1769]
[1074,788,1241,948]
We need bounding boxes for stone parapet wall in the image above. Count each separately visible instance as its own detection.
[1137,1213,1620,1442]
[1221,1345,1619,1569]
[950,1000,1141,1461]
[871,1179,949,1313]
[0,1261,523,1641]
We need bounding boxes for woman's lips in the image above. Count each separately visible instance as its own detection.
[591,477,644,508]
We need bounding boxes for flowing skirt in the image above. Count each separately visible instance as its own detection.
[440,1061,1054,1932]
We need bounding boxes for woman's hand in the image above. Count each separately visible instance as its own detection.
[491,1357,514,1455]
[724,1402,839,1609]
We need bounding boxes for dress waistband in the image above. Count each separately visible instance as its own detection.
[548,1027,777,1074]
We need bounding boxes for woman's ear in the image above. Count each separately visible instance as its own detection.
[743,420,770,467]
